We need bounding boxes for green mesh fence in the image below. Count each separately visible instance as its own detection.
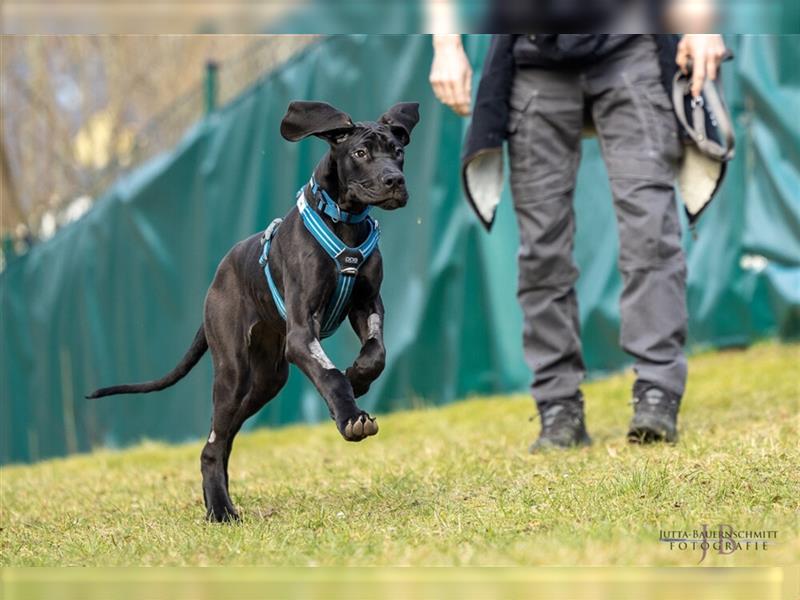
[1,35,798,464]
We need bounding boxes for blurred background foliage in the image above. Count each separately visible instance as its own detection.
[2,0,799,33]
[0,36,314,252]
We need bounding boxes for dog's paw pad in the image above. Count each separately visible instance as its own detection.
[342,413,378,441]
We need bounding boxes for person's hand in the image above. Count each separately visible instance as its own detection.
[676,34,727,97]
[429,34,472,116]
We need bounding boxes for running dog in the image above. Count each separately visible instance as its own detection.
[88,100,420,522]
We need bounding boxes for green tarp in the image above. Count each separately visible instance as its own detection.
[2,35,798,464]
[271,1,800,34]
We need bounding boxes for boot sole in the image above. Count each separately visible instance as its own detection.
[627,425,677,444]
[529,434,592,453]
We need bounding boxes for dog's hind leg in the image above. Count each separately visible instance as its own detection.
[202,320,288,523]
[201,363,248,523]
[200,276,256,523]
[221,324,289,495]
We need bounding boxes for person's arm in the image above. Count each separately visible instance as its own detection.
[676,34,728,98]
[429,34,473,116]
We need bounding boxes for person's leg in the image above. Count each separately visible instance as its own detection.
[587,35,688,441]
[507,66,591,449]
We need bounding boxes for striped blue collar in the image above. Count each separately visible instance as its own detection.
[308,177,371,224]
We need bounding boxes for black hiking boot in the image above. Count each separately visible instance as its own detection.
[529,391,592,453]
[627,381,681,444]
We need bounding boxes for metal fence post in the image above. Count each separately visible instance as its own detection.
[204,60,219,114]
[1,234,16,265]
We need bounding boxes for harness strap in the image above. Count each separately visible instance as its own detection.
[259,184,381,339]
[259,218,286,321]
[297,191,380,273]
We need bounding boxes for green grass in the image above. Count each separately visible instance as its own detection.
[1,343,798,567]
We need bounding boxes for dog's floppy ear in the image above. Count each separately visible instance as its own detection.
[378,102,420,146]
[280,101,355,143]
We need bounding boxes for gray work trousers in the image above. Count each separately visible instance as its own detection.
[507,35,688,404]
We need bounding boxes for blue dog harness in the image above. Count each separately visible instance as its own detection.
[259,178,381,339]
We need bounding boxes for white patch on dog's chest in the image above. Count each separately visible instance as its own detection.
[309,339,335,370]
[367,313,382,339]
[208,430,217,444]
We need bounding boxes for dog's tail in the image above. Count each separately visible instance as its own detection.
[86,325,208,399]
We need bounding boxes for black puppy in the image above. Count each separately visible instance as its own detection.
[87,100,420,522]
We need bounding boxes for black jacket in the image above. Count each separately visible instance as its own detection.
[461,34,681,230]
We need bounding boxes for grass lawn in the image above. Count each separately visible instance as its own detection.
[1,342,798,567]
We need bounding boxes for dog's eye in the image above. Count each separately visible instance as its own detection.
[353,149,368,159]
[394,146,404,156]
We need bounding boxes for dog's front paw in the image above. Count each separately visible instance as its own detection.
[345,368,372,398]
[345,359,384,398]
[338,412,379,441]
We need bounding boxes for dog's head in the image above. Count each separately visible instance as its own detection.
[280,101,419,210]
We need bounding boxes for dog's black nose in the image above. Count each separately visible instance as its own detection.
[382,173,405,188]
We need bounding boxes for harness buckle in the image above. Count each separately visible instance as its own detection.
[316,187,342,223]
[259,218,283,266]
[337,248,363,276]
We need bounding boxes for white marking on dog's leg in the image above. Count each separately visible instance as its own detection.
[367,313,382,340]
[309,339,335,370]
[208,430,216,444]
